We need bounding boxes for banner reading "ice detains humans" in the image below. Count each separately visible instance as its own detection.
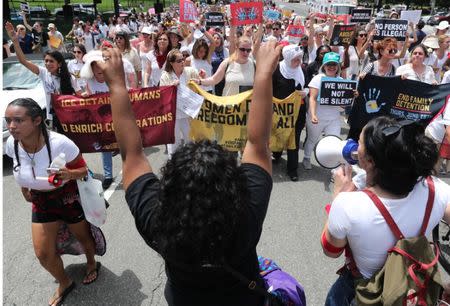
[348,75,450,139]
[188,82,303,152]
[52,86,177,153]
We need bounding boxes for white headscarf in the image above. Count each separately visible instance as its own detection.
[280,45,305,88]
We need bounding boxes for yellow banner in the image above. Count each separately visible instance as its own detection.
[188,81,302,152]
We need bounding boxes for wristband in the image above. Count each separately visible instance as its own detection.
[199,79,202,85]
[321,230,345,254]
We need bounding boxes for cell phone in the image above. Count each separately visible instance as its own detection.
[47,167,60,173]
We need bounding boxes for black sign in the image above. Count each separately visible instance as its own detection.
[374,19,408,41]
[351,9,372,23]
[330,24,356,46]
[319,77,358,106]
[348,74,450,140]
[205,12,225,27]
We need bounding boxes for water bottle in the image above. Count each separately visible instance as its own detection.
[50,153,66,169]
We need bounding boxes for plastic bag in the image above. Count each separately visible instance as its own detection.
[76,174,107,227]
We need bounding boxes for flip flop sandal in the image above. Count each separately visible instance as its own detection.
[49,281,76,306]
[83,262,101,285]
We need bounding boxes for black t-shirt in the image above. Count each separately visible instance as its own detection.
[32,29,49,47]
[305,61,321,88]
[272,65,302,100]
[125,163,272,306]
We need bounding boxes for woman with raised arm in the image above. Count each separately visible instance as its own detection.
[5,21,81,131]
[96,41,282,306]
[4,98,100,306]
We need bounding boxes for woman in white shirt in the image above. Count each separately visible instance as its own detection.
[396,44,437,84]
[160,49,199,158]
[144,31,172,87]
[187,34,215,93]
[5,98,101,306]
[67,44,87,93]
[322,116,449,305]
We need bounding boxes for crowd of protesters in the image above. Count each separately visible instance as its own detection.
[4,1,450,305]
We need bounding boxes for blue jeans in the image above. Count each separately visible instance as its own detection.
[325,268,355,306]
[102,152,113,179]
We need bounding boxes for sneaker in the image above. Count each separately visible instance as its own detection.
[288,172,298,181]
[102,178,113,190]
[302,158,312,170]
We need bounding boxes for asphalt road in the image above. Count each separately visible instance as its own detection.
[2,3,447,306]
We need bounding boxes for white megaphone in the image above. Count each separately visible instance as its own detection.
[314,136,359,169]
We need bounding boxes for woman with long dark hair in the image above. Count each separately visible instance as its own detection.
[5,98,101,306]
[5,21,81,131]
[144,31,172,87]
[322,116,450,305]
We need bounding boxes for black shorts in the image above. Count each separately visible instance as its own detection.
[31,180,85,224]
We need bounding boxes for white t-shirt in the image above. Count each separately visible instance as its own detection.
[328,177,450,279]
[145,52,165,87]
[87,78,109,94]
[442,70,450,85]
[308,73,342,120]
[67,59,87,90]
[396,64,436,84]
[5,131,80,190]
[190,57,212,92]
[38,66,80,119]
[426,99,450,142]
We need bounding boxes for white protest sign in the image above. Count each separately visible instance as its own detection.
[400,10,422,24]
[178,84,204,119]
[20,2,30,13]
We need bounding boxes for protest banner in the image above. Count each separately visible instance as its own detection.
[374,19,408,41]
[314,12,327,20]
[350,8,372,23]
[348,74,450,139]
[335,14,351,25]
[188,82,303,152]
[205,12,225,27]
[180,0,198,23]
[286,25,306,37]
[282,9,292,18]
[20,2,29,13]
[230,2,263,26]
[265,10,281,20]
[319,77,358,106]
[400,10,422,24]
[330,24,356,46]
[52,86,177,153]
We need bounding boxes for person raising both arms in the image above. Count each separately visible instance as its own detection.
[95,41,282,305]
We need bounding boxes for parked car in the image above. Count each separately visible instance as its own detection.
[427,11,450,25]
[54,3,99,18]
[10,6,52,21]
[3,53,74,154]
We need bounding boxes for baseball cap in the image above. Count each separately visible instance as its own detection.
[47,23,56,30]
[322,52,340,65]
[141,27,152,35]
[437,21,449,30]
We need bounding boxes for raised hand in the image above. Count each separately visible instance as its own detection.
[255,39,282,77]
[95,48,126,90]
[5,21,18,41]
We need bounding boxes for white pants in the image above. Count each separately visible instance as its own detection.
[304,115,341,159]
[167,118,191,158]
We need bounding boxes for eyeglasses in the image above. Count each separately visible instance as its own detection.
[381,119,414,137]
[359,33,367,38]
[239,47,252,53]
[73,50,82,54]
[173,58,185,63]
[386,48,398,54]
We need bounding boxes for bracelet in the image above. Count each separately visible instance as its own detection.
[199,79,202,85]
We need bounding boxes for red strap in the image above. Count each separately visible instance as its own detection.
[363,189,404,240]
[321,231,345,254]
[420,177,435,236]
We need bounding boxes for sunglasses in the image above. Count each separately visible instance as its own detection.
[325,62,338,67]
[239,47,252,53]
[173,58,185,63]
[115,36,124,40]
[272,28,280,31]
[359,33,367,38]
[73,50,83,54]
[381,119,414,137]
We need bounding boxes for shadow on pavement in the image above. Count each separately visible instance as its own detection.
[63,264,148,305]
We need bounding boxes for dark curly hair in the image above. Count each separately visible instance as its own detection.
[44,51,75,94]
[151,140,248,265]
[363,116,437,196]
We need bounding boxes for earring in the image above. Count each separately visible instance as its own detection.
[58,67,61,74]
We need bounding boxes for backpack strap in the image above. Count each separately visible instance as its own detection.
[420,176,435,236]
[363,189,405,240]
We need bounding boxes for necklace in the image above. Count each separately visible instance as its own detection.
[22,133,41,179]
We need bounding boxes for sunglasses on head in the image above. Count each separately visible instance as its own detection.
[239,47,252,53]
[381,119,414,137]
